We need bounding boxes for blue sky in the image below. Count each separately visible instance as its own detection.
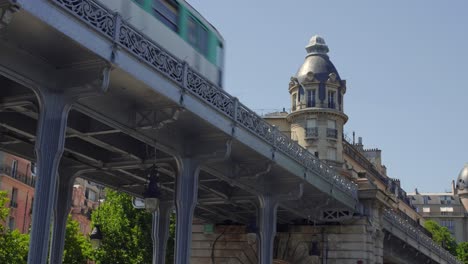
[189,0,468,193]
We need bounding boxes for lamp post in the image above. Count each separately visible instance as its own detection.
[144,165,161,213]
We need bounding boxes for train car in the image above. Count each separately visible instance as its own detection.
[98,0,225,88]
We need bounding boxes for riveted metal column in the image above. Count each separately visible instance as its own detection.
[49,173,75,264]
[152,201,173,264]
[174,158,200,264]
[257,195,278,264]
[28,92,72,264]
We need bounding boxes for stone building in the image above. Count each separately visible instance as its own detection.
[0,151,99,235]
[191,36,430,263]
[0,151,35,233]
[408,164,468,243]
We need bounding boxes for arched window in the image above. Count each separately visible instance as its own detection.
[292,94,297,111]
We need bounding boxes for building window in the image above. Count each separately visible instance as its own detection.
[8,217,15,230]
[152,0,179,32]
[85,189,97,202]
[11,159,18,178]
[327,148,337,161]
[440,207,453,215]
[440,196,452,205]
[31,162,37,176]
[326,119,337,139]
[187,16,209,56]
[292,94,297,111]
[423,196,430,204]
[422,207,430,213]
[441,220,455,234]
[328,90,336,109]
[306,119,318,137]
[10,187,18,208]
[307,90,316,107]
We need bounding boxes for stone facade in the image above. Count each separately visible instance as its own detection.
[190,36,416,263]
[408,168,468,243]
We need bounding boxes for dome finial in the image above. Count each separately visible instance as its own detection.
[305,35,329,55]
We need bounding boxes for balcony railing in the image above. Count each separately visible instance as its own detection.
[326,128,337,139]
[305,127,318,138]
[0,166,36,188]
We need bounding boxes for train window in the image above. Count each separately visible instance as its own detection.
[188,16,209,56]
[152,0,179,32]
[216,43,223,67]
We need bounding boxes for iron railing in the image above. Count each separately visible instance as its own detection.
[49,0,358,200]
[326,128,337,139]
[0,166,36,188]
[383,209,461,264]
[305,127,318,138]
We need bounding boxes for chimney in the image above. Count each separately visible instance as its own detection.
[415,188,419,194]
[452,180,456,195]
[358,137,362,145]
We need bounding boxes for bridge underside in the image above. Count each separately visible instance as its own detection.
[0,1,359,263]
[0,6,351,224]
[1,1,459,264]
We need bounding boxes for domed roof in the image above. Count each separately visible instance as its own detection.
[295,35,341,83]
[456,164,468,190]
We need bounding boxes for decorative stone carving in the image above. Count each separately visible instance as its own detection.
[327,73,337,83]
[305,71,315,82]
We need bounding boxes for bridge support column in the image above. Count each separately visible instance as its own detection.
[152,201,173,264]
[49,172,76,264]
[257,195,278,264]
[174,158,200,264]
[28,93,72,264]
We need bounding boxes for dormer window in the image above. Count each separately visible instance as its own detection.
[307,89,316,107]
[328,90,336,109]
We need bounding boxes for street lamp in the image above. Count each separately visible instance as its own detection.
[89,224,103,249]
[144,165,161,213]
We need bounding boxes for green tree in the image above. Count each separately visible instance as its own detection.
[457,242,468,263]
[91,189,153,264]
[0,191,29,263]
[424,220,457,256]
[63,215,93,264]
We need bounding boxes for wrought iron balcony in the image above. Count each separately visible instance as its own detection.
[305,127,318,138]
[0,166,36,188]
[326,128,337,139]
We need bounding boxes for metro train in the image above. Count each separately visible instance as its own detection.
[99,0,225,88]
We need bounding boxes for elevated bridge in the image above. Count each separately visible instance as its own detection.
[0,0,459,263]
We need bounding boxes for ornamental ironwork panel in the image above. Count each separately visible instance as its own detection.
[52,0,115,39]
[50,0,359,200]
[236,103,275,144]
[305,127,318,137]
[186,68,234,118]
[118,23,184,84]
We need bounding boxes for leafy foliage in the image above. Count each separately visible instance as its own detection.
[91,189,153,264]
[0,191,29,263]
[63,215,93,264]
[457,242,468,263]
[424,220,457,256]
[166,213,175,263]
